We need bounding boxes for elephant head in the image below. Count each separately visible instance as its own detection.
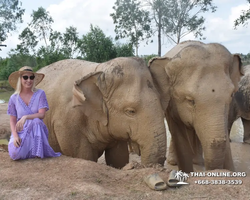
[149,41,242,172]
[72,57,167,167]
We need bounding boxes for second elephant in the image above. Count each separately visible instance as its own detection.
[228,64,250,143]
[149,40,242,173]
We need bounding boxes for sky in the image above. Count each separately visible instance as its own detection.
[1,0,250,58]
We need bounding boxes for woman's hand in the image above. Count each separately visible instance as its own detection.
[16,115,27,132]
[13,135,22,147]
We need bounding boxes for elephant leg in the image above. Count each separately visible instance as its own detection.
[242,118,250,143]
[223,132,235,171]
[53,120,99,161]
[166,114,194,173]
[192,134,204,166]
[168,132,204,166]
[167,139,177,165]
[105,141,129,169]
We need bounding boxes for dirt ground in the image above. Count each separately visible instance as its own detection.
[0,103,250,200]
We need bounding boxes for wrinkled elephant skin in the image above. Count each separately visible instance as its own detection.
[37,58,166,168]
[229,64,250,143]
[149,40,242,173]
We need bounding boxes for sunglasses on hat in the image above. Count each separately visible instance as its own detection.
[22,75,35,80]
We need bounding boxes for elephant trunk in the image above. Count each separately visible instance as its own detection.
[202,136,226,169]
[138,119,167,166]
[195,113,234,171]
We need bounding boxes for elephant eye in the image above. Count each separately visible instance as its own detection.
[186,97,195,106]
[125,108,136,116]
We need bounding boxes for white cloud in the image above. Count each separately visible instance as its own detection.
[47,0,116,36]
[1,0,250,58]
[200,2,250,54]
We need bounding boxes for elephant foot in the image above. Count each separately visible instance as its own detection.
[167,152,177,165]
[243,138,250,144]
[192,156,204,166]
[167,157,177,165]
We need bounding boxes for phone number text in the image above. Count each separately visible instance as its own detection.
[194,180,243,185]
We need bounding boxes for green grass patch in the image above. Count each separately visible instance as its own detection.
[0,80,14,102]
[0,80,12,89]
[0,91,14,102]
[0,139,9,145]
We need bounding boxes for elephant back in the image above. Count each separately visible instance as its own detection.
[163,40,204,58]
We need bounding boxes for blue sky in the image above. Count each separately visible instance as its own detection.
[1,0,250,58]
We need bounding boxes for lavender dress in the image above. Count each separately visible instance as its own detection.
[7,89,61,160]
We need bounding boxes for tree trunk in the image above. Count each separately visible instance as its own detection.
[158,14,162,57]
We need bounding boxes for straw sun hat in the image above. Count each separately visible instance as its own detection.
[8,66,45,89]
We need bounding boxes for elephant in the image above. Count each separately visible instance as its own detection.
[37,57,167,169]
[228,64,250,143]
[149,40,242,173]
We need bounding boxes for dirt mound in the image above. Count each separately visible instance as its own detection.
[0,151,249,200]
[1,103,250,199]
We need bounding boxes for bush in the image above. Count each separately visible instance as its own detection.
[140,54,158,65]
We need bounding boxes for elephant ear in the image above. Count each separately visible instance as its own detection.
[72,71,108,126]
[148,57,171,111]
[230,54,243,92]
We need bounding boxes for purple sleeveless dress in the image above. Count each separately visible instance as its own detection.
[7,89,61,160]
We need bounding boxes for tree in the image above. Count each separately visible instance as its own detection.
[49,30,63,52]
[0,0,24,42]
[29,7,54,47]
[0,52,36,80]
[110,0,152,56]
[140,53,157,64]
[0,57,9,80]
[16,27,38,55]
[161,0,216,44]
[144,0,168,56]
[234,0,250,28]
[62,26,80,58]
[35,46,69,70]
[78,24,117,62]
[114,42,134,57]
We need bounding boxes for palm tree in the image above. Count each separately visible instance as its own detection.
[174,170,183,181]
[182,172,189,182]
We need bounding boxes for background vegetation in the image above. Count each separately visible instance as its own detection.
[0,0,250,95]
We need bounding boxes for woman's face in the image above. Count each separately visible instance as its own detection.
[21,72,35,90]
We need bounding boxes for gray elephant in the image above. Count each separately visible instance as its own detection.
[228,64,250,143]
[37,57,167,169]
[149,40,242,173]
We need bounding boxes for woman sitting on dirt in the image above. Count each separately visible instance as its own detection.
[7,66,61,160]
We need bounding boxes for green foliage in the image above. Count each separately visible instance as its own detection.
[234,0,250,28]
[0,52,37,80]
[0,0,25,41]
[16,27,38,54]
[0,57,9,80]
[110,0,153,56]
[240,52,250,66]
[79,24,117,62]
[144,0,169,56]
[140,54,157,65]
[35,46,69,71]
[29,7,54,47]
[162,0,217,44]
[114,42,134,57]
[62,26,80,58]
